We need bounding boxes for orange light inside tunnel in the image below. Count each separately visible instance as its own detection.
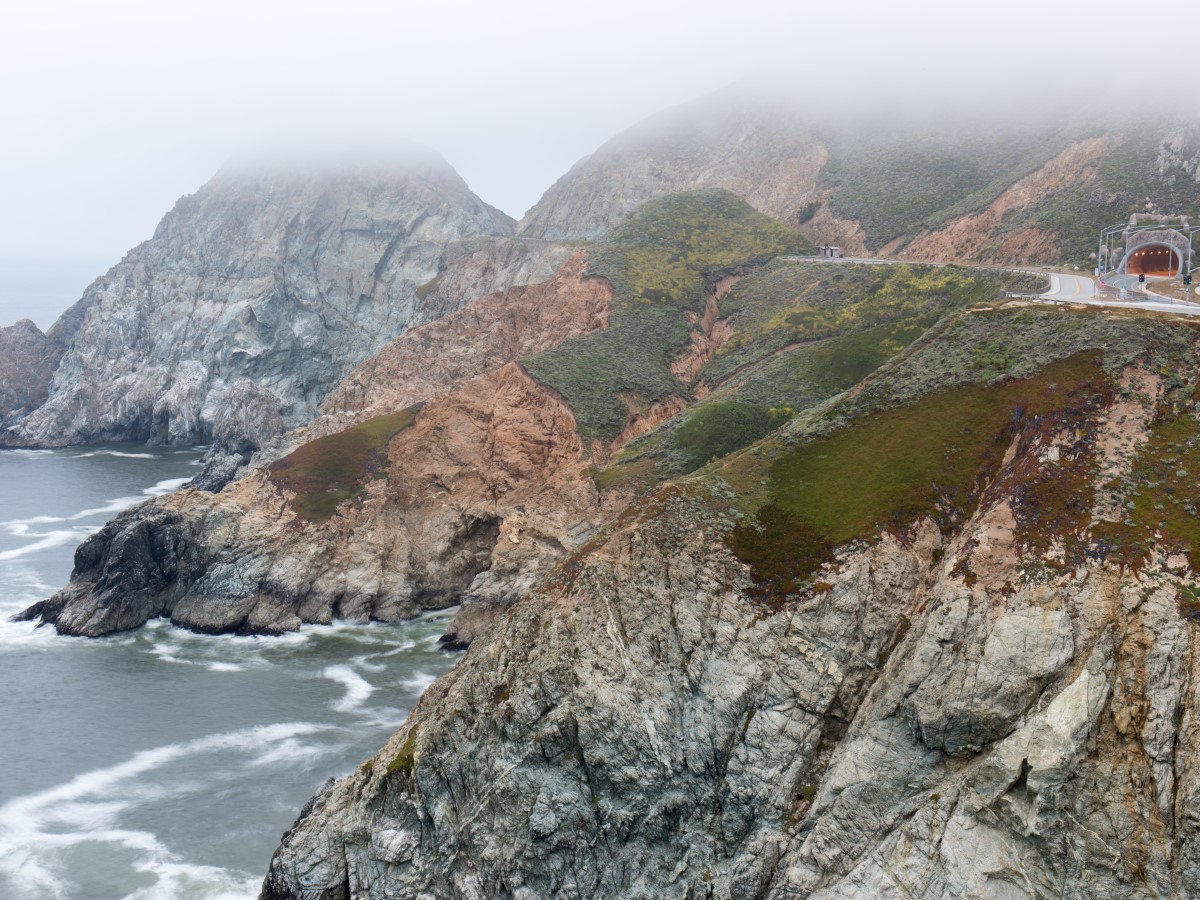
[1126,245,1180,277]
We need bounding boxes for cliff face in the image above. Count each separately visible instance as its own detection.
[23,362,608,639]
[0,319,63,428]
[21,192,815,641]
[20,249,617,638]
[320,250,608,422]
[258,306,1200,899]
[2,158,524,448]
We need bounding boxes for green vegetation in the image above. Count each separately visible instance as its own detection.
[819,123,1079,250]
[726,504,834,605]
[268,407,420,521]
[1180,584,1200,620]
[1001,125,1200,264]
[704,262,997,388]
[522,190,809,442]
[819,119,1200,264]
[599,263,1001,484]
[839,306,1195,424]
[385,730,419,779]
[1093,409,1200,571]
[767,352,1103,547]
[673,401,778,471]
[719,304,1200,597]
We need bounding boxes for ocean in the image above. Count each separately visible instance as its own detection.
[0,445,458,899]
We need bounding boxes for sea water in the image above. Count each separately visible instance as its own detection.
[0,446,459,899]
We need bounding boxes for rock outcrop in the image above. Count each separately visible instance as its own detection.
[21,251,617,638]
[321,249,609,422]
[2,157,529,448]
[257,310,1200,899]
[21,363,608,638]
[0,319,63,428]
[259,491,1200,898]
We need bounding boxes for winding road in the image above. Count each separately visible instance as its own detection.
[782,255,1200,317]
[1042,272,1200,316]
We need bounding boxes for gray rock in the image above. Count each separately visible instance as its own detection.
[257,484,1200,899]
[0,319,64,428]
[3,158,515,447]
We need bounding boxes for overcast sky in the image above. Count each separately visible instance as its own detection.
[0,0,1192,327]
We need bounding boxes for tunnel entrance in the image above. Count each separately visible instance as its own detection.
[1126,244,1181,277]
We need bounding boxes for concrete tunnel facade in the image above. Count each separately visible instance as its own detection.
[1125,243,1181,277]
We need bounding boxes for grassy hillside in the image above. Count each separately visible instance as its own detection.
[713,304,1198,600]
[820,123,1081,251]
[821,119,1200,263]
[600,262,1003,483]
[268,408,420,521]
[521,190,810,442]
[1004,125,1200,264]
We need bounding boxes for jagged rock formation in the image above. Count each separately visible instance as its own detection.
[0,319,63,428]
[21,192,813,641]
[259,305,1200,899]
[20,250,617,638]
[1,157,537,448]
[321,250,608,422]
[21,362,607,638]
[1157,125,1200,184]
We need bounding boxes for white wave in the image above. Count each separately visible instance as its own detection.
[143,477,190,496]
[123,860,259,900]
[401,671,438,695]
[246,736,331,768]
[206,662,243,673]
[72,450,159,459]
[1,495,144,527]
[0,527,94,562]
[0,611,75,653]
[0,722,330,900]
[367,639,419,658]
[420,631,448,650]
[322,664,376,713]
[0,449,55,458]
[0,467,192,531]
[0,563,52,600]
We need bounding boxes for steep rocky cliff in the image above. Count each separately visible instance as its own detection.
[18,249,613,639]
[21,191,817,641]
[259,302,1200,899]
[0,319,63,428]
[1,157,533,448]
[18,147,1200,894]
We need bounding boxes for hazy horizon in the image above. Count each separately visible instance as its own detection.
[2,0,1195,329]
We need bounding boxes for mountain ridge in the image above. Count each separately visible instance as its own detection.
[0,157,559,451]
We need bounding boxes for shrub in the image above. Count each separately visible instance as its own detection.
[268,407,420,521]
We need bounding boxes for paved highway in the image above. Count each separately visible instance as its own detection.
[781,256,1200,317]
[1042,273,1096,300]
[1042,272,1200,316]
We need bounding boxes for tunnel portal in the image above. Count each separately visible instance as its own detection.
[1125,244,1181,277]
